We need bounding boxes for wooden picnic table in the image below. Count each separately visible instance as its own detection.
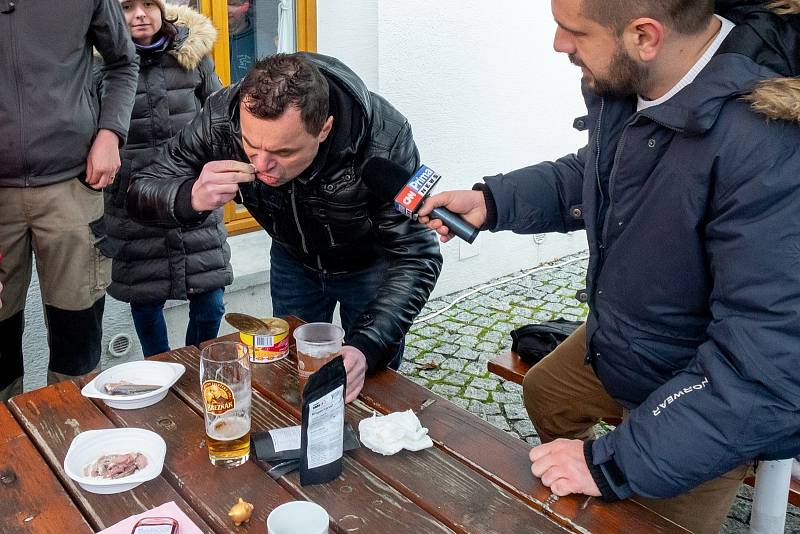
[2,317,686,533]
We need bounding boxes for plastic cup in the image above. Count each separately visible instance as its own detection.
[293,322,344,390]
[267,501,328,534]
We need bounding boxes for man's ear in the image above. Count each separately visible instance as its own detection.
[317,116,334,142]
[624,17,664,63]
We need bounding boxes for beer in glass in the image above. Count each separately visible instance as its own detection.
[200,341,252,467]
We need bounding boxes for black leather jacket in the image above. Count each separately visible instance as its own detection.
[128,53,442,371]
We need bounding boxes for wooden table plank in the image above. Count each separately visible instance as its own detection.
[359,370,687,533]
[77,372,297,533]
[157,347,456,534]
[8,381,212,532]
[0,403,93,533]
[181,347,575,533]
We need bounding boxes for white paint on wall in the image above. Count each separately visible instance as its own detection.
[319,0,589,295]
[317,0,379,89]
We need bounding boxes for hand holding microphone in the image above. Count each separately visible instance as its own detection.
[361,158,481,244]
[417,190,487,244]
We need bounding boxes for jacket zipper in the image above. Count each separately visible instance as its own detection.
[9,14,29,184]
[594,100,606,232]
[325,224,335,246]
[289,181,308,254]
[290,181,324,270]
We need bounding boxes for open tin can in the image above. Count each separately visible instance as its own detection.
[236,317,290,363]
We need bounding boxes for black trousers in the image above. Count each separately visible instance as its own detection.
[0,297,104,388]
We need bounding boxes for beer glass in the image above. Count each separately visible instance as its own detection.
[200,341,252,467]
[293,322,345,390]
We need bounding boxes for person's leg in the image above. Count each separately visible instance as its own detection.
[522,323,624,442]
[522,324,747,533]
[269,243,336,323]
[130,300,170,356]
[327,257,404,370]
[32,179,110,378]
[186,288,225,347]
[633,464,751,534]
[0,186,33,396]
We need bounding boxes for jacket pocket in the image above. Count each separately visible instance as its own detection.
[629,336,699,381]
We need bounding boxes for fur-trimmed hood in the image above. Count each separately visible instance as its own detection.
[166,3,217,70]
[719,0,800,121]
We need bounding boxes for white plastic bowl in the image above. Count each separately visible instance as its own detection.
[64,428,166,494]
[81,361,185,409]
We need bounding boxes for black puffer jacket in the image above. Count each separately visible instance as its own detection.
[97,5,232,303]
[127,52,443,371]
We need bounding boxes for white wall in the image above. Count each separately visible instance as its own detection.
[318,0,589,295]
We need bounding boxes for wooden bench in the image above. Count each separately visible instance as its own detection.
[488,351,800,507]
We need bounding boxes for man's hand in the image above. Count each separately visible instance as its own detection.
[339,345,367,403]
[530,439,601,497]
[191,161,256,211]
[417,190,487,243]
[85,129,121,189]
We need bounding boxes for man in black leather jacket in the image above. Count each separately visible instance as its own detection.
[128,53,442,402]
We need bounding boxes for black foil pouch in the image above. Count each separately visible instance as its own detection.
[299,356,346,486]
[510,318,583,365]
[252,424,360,463]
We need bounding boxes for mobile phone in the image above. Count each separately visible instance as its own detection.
[131,517,179,534]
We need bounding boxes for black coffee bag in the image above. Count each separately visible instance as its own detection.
[299,356,346,486]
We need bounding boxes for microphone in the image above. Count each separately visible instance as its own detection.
[361,158,479,244]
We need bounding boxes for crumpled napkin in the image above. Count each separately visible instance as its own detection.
[358,409,433,455]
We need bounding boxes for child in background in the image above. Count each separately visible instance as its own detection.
[97,0,232,356]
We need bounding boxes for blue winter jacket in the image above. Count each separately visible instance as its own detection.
[484,5,800,499]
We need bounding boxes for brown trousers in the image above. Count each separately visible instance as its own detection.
[523,323,749,534]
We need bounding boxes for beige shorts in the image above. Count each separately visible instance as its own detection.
[0,178,110,320]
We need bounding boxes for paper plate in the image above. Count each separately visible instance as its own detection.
[81,361,185,409]
[64,428,166,494]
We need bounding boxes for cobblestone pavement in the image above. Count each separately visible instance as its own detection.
[402,251,799,533]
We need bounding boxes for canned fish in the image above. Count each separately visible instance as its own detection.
[238,317,290,363]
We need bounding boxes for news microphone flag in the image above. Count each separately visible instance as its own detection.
[393,165,442,218]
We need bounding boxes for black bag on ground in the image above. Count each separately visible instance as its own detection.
[510,318,583,365]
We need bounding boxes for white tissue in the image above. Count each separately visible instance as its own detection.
[358,410,433,456]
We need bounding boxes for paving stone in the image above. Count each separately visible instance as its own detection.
[464,387,489,401]
[415,325,444,338]
[504,404,529,421]
[541,302,566,313]
[502,381,523,393]
[469,401,502,416]
[439,358,467,372]
[513,419,536,437]
[414,353,446,365]
[440,320,464,332]
[473,315,498,328]
[455,311,479,322]
[476,341,500,353]
[419,369,450,381]
[485,415,511,432]
[456,335,480,348]
[410,337,440,351]
[464,362,487,376]
[443,373,470,386]
[449,397,470,411]
[471,377,500,391]
[408,377,430,388]
[493,391,523,404]
[398,362,418,374]
[487,301,513,312]
[525,436,543,447]
[432,343,460,357]
[431,383,461,397]
[453,347,480,361]
[481,330,505,343]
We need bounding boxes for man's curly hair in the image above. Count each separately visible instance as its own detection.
[240,54,330,135]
